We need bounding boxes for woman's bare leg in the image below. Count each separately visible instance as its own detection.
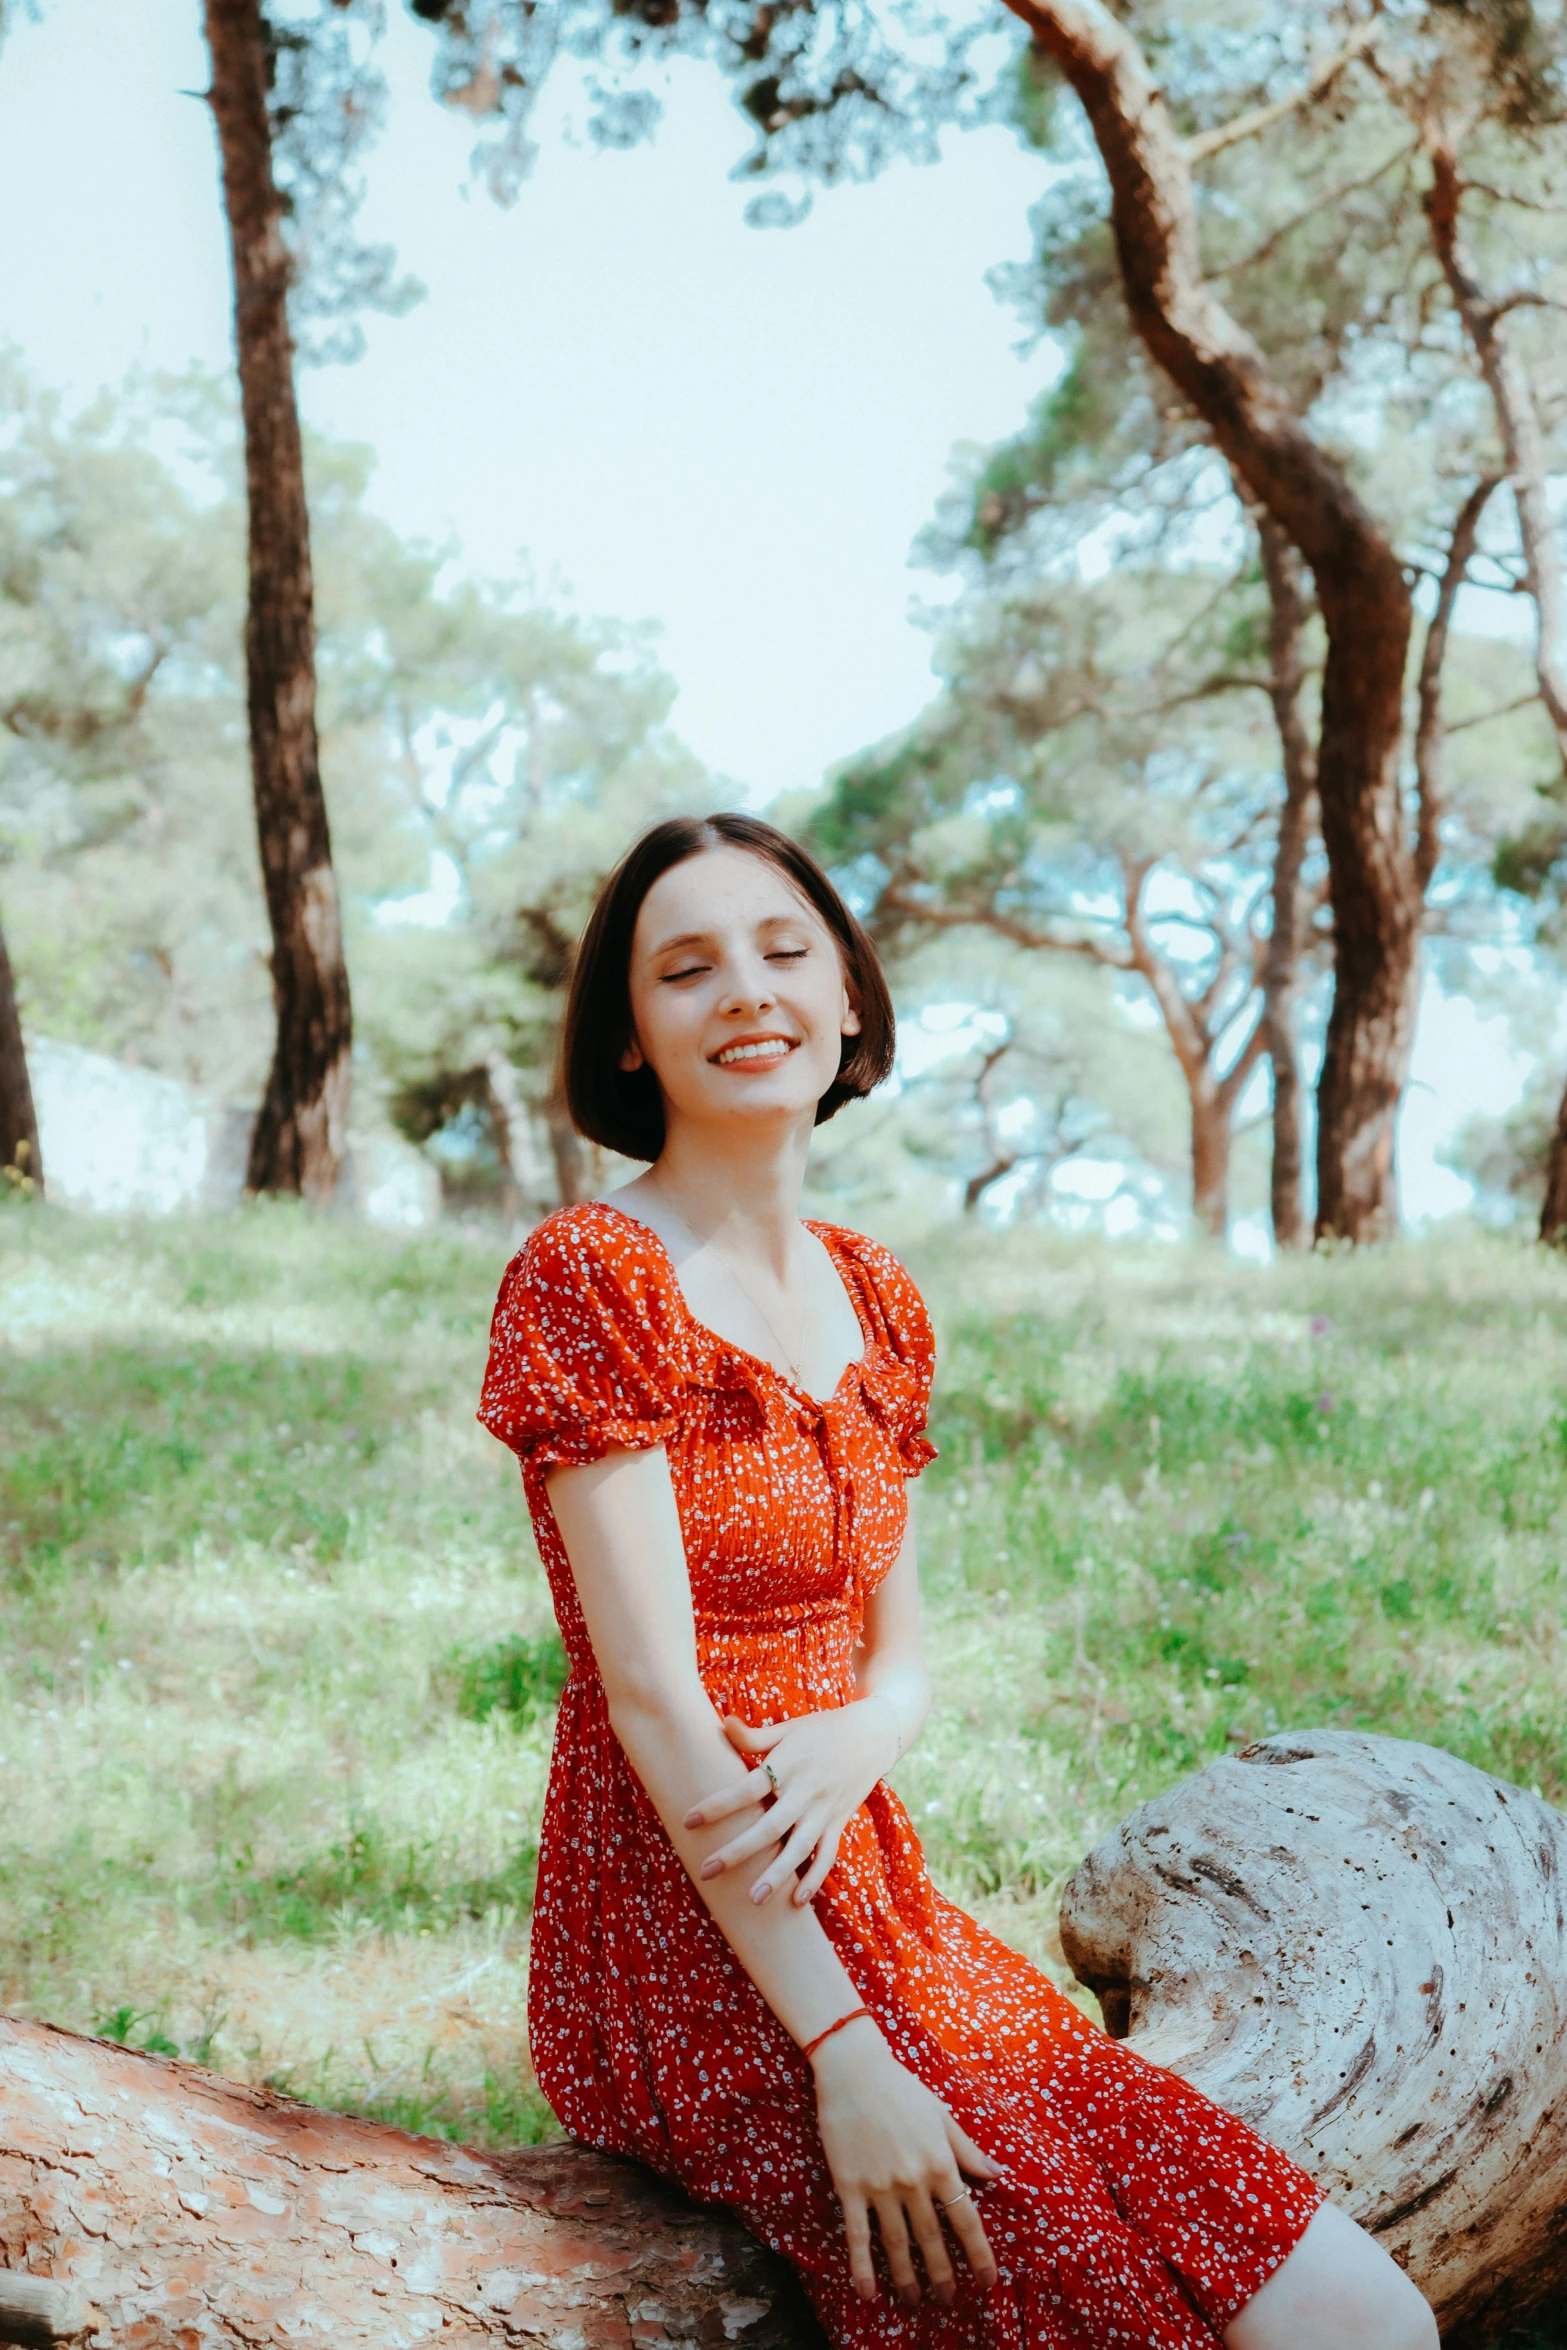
[1222,2203,1437,2350]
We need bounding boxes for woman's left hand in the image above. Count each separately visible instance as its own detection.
[684,1702,899,1907]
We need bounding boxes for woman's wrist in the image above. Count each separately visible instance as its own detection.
[806,2009,882,2074]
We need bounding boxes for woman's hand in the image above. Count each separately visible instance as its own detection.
[811,2018,1002,2307]
[684,1703,899,1907]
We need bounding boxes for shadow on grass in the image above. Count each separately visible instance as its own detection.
[0,1340,411,1585]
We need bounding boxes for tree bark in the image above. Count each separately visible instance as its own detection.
[0,2017,825,2350]
[1059,1728,1567,2345]
[0,907,41,1194]
[545,1093,593,1207]
[482,1049,552,1220]
[1420,147,1567,1246]
[1121,860,1263,1243]
[1540,1087,1567,1249]
[1414,475,1500,896]
[1423,149,1567,766]
[1188,1084,1231,1242]
[1255,519,1315,1251]
[204,0,352,1204]
[1001,0,1420,1243]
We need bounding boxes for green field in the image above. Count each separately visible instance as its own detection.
[3,1203,1565,2335]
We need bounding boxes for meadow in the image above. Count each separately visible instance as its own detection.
[3,1202,1566,2335]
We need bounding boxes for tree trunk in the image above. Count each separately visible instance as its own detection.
[1413,476,1500,896]
[0,2017,825,2350]
[1423,150,1567,766]
[1189,1083,1230,1242]
[1255,518,1314,1251]
[545,1093,592,1207]
[482,1049,552,1220]
[1419,145,1567,1244]
[1540,1087,1567,1248]
[1059,1728,1567,2345]
[0,907,41,1194]
[1001,0,1420,1243]
[204,0,352,1204]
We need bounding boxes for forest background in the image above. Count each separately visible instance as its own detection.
[3,7,1567,2338]
[4,0,1567,1247]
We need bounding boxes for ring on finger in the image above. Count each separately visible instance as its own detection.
[934,2188,973,2211]
[762,1759,781,1795]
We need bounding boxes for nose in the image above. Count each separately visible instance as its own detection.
[718,948,778,1017]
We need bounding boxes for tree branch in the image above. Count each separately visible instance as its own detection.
[1182,20,1382,166]
[1445,691,1541,736]
[1424,145,1567,769]
[999,0,1419,1243]
[877,879,1134,969]
[1415,474,1501,894]
[1214,139,1418,282]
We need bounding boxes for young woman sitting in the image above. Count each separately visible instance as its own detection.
[478,812,1437,2350]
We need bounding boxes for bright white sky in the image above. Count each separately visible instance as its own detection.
[0,0,1539,1231]
[0,0,1059,798]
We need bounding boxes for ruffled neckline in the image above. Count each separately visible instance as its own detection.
[593,1200,888,1421]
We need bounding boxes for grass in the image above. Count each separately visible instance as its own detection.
[3,1202,1567,2335]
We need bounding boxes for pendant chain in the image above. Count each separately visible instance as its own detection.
[648,1183,809,1388]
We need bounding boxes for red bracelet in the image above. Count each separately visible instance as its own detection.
[801,2006,871,2062]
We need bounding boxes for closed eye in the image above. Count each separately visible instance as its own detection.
[660,962,711,983]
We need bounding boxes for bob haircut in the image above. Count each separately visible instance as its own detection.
[561,813,895,1163]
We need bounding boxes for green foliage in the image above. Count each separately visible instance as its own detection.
[451,1630,569,1725]
[223,1817,539,1941]
[10,1205,1567,2183]
[0,358,713,1200]
[904,1225,1567,1924]
[0,1203,556,2148]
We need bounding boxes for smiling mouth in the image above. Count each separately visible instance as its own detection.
[712,1038,798,1067]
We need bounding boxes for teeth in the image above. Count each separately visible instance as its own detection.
[716,1040,793,1065]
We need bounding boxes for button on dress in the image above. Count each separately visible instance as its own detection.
[479,1203,1320,2348]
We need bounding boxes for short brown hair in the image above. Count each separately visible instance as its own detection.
[560,813,896,1163]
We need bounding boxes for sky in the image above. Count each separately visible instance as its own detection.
[0,0,1059,799]
[0,0,1542,1231]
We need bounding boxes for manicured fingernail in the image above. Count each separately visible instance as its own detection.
[899,2286,920,2309]
[699,1858,721,1879]
[684,1810,702,1827]
[751,1882,772,1904]
[979,2271,998,2292]
[937,2285,955,2307]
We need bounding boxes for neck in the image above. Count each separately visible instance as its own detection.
[646,1114,814,1279]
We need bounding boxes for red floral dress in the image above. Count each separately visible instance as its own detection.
[479,1203,1320,2349]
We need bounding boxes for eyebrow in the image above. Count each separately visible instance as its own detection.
[646,913,810,958]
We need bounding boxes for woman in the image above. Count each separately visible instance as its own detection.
[479,813,1436,2350]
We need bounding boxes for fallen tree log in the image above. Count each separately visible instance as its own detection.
[4,1730,1562,2345]
[1060,1728,1567,2345]
[0,2019,825,2349]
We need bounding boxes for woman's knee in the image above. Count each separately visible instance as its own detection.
[1223,2202,1436,2350]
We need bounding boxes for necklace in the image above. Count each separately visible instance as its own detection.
[646,1182,811,1390]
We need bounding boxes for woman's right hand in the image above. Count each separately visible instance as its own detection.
[810,2019,1003,2308]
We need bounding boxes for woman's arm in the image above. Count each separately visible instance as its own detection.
[545,1442,871,2046]
[854,1520,934,1762]
[543,1446,999,2308]
[694,1524,932,1907]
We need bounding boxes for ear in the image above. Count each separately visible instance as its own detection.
[841,1003,862,1038]
[620,1036,645,1073]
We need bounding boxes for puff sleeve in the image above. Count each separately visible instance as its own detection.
[477,1206,685,1471]
[820,1225,938,1477]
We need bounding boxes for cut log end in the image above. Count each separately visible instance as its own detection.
[1060,1728,1567,2344]
[0,2273,90,2349]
